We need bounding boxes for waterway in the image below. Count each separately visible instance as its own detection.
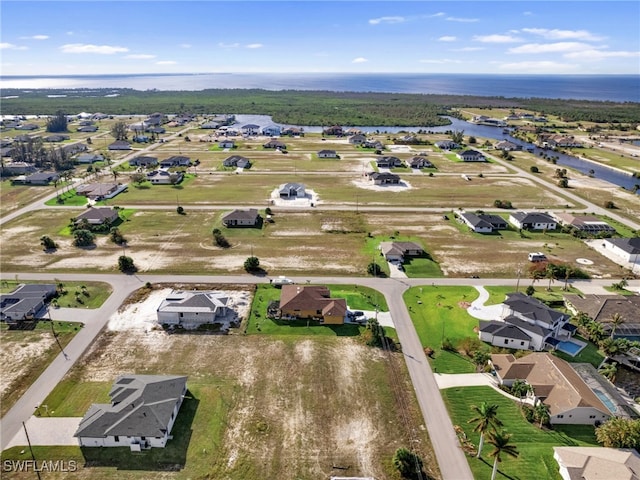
[235,114,640,194]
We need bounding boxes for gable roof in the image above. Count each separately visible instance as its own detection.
[279,285,347,319]
[379,241,423,257]
[490,353,610,416]
[510,211,556,224]
[75,375,187,439]
[74,207,119,224]
[222,208,260,223]
[158,290,228,314]
[605,237,640,255]
[479,320,533,341]
[553,447,640,480]
[504,292,566,326]
[0,284,57,319]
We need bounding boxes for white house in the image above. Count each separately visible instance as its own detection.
[241,124,260,135]
[509,211,557,231]
[262,125,281,136]
[601,237,640,264]
[490,353,611,425]
[457,150,486,162]
[75,375,187,449]
[157,290,229,329]
[317,150,338,158]
[218,140,235,149]
[146,169,183,185]
[554,447,640,480]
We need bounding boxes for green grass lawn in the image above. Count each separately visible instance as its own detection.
[442,386,599,480]
[0,280,112,309]
[363,235,443,278]
[44,189,88,206]
[404,285,481,373]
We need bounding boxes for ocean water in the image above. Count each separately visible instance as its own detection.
[1,73,638,103]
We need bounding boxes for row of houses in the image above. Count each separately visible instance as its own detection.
[376,155,434,169]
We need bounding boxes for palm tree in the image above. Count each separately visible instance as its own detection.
[487,430,519,480]
[544,264,557,291]
[468,402,503,458]
[607,313,624,339]
[587,320,606,343]
[599,362,618,383]
[534,403,550,428]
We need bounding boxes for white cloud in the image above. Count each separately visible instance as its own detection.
[20,35,49,40]
[180,43,192,48]
[498,60,579,73]
[564,49,640,60]
[523,11,534,16]
[352,57,368,63]
[125,54,156,60]
[430,12,446,18]
[473,34,522,43]
[156,60,177,65]
[369,16,405,25]
[60,43,128,54]
[438,36,457,42]
[246,43,263,49]
[521,28,604,41]
[446,17,479,23]
[450,47,484,52]
[509,42,596,54]
[0,43,27,50]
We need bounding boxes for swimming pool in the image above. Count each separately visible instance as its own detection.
[594,388,617,413]
[556,340,586,356]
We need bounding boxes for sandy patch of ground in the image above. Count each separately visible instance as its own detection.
[270,229,323,236]
[568,176,623,190]
[0,225,40,239]
[0,332,55,398]
[269,188,319,207]
[351,178,413,192]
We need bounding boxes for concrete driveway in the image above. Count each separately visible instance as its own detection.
[5,416,81,448]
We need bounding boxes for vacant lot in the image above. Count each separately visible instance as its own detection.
[4,290,439,480]
[0,208,627,278]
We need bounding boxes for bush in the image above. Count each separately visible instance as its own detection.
[244,256,260,272]
[604,200,616,209]
[530,166,539,173]
[367,262,382,276]
[525,285,535,296]
[393,447,424,478]
[177,205,185,215]
[118,255,136,273]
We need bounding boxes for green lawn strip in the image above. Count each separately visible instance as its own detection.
[483,286,581,308]
[0,321,82,418]
[442,386,598,480]
[0,281,111,309]
[363,234,442,278]
[44,190,88,206]
[404,285,480,373]
[604,286,637,296]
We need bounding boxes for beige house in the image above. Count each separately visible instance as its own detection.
[278,285,347,325]
[554,447,640,480]
[490,353,611,425]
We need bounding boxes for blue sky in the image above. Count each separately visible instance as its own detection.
[1,1,639,75]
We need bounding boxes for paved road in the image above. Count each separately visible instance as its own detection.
[4,274,638,477]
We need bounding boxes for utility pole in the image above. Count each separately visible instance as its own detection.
[23,421,42,480]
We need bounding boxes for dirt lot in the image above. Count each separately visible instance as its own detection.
[27,292,438,480]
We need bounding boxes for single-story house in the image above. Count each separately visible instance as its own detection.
[479,292,572,351]
[281,127,304,137]
[222,155,251,169]
[241,124,261,135]
[379,241,424,262]
[108,140,132,151]
[144,112,168,126]
[552,213,616,234]
[407,156,434,169]
[263,139,287,150]
[1,162,36,175]
[458,212,508,233]
[0,283,57,323]
[363,140,384,150]
[494,140,522,151]
[368,172,401,185]
[262,125,281,136]
[132,135,149,143]
[160,156,191,168]
[564,294,640,339]
[16,172,60,186]
[540,135,583,149]
[146,169,183,185]
[490,353,611,425]
[15,123,39,131]
[472,115,506,127]
[145,126,165,134]
[278,285,347,325]
[218,140,235,149]
[77,125,99,133]
[76,183,127,200]
[157,290,229,329]
[348,134,367,145]
[553,447,640,480]
[74,207,120,226]
[318,150,338,158]
[75,374,187,449]
[279,182,306,198]
[44,134,70,143]
[75,153,104,164]
[509,211,557,231]
[600,237,640,264]
[457,150,486,162]
[435,140,458,150]
[129,156,159,168]
[201,121,219,129]
[221,209,262,228]
[376,156,402,168]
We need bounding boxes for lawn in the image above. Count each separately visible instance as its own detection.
[404,285,481,373]
[0,280,112,309]
[363,235,443,278]
[442,386,599,480]
[44,189,88,206]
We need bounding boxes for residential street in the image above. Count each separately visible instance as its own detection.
[2,273,638,478]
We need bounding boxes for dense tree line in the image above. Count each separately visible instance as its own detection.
[2,88,637,126]
[8,137,74,171]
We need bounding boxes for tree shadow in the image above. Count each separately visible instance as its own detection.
[80,390,199,472]
[478,457,518,480]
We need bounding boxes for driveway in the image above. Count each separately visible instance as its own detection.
[434,373,495,389]
[5,416,81,448]
[467,286,505,320]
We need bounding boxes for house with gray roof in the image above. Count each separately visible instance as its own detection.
[262,125,281,136]
[222,155,251,168]
[318,150,338,158]
[13,172,59,186]
[74,207,119,226]
[157,290,230,329]
[379,241,424,262]
[76,153,104,164]
[458,212,508,233]
[601,237,640,264]
[457,149,486,162]
[509,211,557,231]
[0,283,57,323]
[241,124,261,135]
[279,182,306,198]
[368,172,401,185]
[147,169,183,185]
[263,139,287,150]
[376,156,402,168]
[129,156,158,168]
[222,209,261,228]
[407,156,434,169]
[75,375,187,449]
[435,140,458,150]
[108,140,131,151]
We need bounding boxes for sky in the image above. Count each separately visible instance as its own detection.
[1,1,639,76]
